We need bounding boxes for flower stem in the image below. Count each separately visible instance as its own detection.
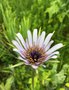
[32,69,35,90]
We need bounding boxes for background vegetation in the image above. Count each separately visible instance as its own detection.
[0,0,69,90]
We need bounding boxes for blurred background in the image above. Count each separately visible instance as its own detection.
[0,0,69,90]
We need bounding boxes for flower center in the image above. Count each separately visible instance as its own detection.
[25,46,46,64]
[30,50,41,62]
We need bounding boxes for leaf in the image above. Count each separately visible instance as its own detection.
[0,83,5,90]
[46,2,59,18]
[65,83,69,88]
[52,70,66,86]
[5,76,14,90]
[59,88,65,90]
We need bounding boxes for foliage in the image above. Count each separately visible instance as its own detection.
[0,76,14,90]
[0,0,69,90]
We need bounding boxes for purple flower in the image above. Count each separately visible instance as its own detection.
[12,29,63,69]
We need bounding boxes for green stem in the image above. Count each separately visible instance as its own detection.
[5,62,24,69]
[32,69,35,90]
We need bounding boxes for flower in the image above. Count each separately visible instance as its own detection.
[12,29,63,69]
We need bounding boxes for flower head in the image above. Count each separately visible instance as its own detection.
[12,29,63,69]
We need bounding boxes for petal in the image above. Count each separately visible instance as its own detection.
[31,65,38,69]
[45,40,54,51]
[49,51,59,56]
[44,51,59,62]
[26,39,29,48]
[13,48,20,53]
[18,56,25,60]
[33,29,37,45]
[16,33,27,49]
[38,31,45,47]
[27,30,32,46]
[44,32,54,47]
[12,40,24,51]
[47,51,59,59]
[13,48,25,58]
[46,43,63,54]
[18,56,29,65]
[15,37,25,50]
[51,55,58,59]
[42,64,46,68]
[45,55,58,61]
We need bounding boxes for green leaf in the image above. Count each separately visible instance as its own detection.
[52,70,66,86]
[0,83,5,90]
[46,1,59,18]
[5,76,14,90]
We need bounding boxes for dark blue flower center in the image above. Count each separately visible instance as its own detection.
[30,50,41,62]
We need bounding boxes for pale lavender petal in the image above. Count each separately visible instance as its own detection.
[44,32,54,47]
[13,48,20,53]
[45,55,57,62]
[26,39,29,49]
[35,62,40,65]
[38,31,45,47]
[46,43,63,54]
[15,37,25,50]
[46,51,59,59]
[45,40,54,51]
[18,56,29,65]
[44,51,59,62]
[16,33,27,49]
[48,51,59,56]
[18,56,25,61]
[33,29,37,45]
[42,64,46,68]
[27,30,32,46]
[51,55,58,58]
[31,65,38,69]
[12,40,24,51]
[46,55,58,61]
[13,48,25,58]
